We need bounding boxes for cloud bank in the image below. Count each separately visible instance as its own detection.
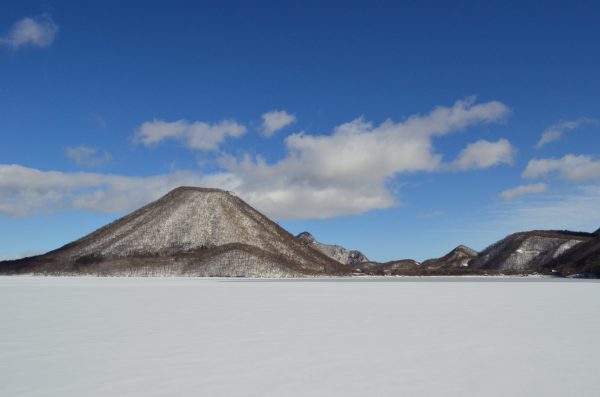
[213,98,511,219]
[0,164,216,217]
[1,99,513,220]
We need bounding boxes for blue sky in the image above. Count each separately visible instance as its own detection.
[1,1,599,262]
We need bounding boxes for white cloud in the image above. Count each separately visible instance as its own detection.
[0,15,58,49]
[535,118,599,148]
[500,183,547,201]
[0,99,512,220]
[216,98,510,219]
[523,154,600,182]
[452,139,515,170]
[261,110,296,137]
[135,119,246,151]
[66,146,112,168]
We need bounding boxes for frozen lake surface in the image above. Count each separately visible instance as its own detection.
[1,276,599,396]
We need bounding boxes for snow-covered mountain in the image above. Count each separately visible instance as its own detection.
[296,231,369,265]
[469,230,594,272]
[1,186,599,278]
[0,187,349,277]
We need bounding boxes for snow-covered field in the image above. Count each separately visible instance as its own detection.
[1,277,599,397]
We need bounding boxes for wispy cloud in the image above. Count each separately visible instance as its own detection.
[417,211,444,219]
[523,154,600,182]
[135,119,246,151]
[500,183,547,201]
[488,185,600,234]
[535,118,599,148]
[260,110,296,137]
[0,15,58,49]
[89,112,107,128]
[65,146,112,168]
[452,139,516,170]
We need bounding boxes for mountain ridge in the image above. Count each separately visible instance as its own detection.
[1,186,599,277]
[469,230,594,272]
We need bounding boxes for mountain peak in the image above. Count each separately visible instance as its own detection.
[420,245,478,270]
[454,245,478,256]
[170,186,229,194]
[297,231,316,244]
[164,186,234,200]
[1,186,348,277]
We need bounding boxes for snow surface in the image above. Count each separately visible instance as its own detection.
[1,276,599,397]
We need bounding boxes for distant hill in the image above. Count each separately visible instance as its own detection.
[0,187,349,277]
[421,245,478,270]
[468,230,595,272]
[351,259,420,275]
[350,230,599,277]
[300,226,600,277]
[544,233,600,277]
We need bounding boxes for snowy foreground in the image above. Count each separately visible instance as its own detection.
[1,277,599,397]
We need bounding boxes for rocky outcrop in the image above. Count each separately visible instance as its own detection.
[469,231,594,272]
[421,245,478,269]
[296,231,369,266]
[0,187,350,277]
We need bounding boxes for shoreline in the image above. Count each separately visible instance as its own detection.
[1,274,597,282]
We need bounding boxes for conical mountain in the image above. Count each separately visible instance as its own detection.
[0,187,349,277]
